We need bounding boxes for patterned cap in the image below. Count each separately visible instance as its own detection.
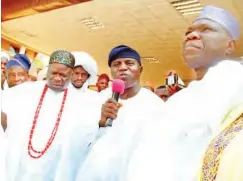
[195,5,240,40]
[49,50,75,68]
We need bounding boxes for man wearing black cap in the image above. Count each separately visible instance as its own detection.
[2,50,100,181]
[75,45,165,181]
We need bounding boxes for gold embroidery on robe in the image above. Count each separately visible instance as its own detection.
[200,113,243,181]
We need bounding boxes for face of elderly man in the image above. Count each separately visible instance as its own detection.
[183,19,236,69]
[7,66,29,88]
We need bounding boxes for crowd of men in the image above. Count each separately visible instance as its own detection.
[1,51,176,101]
[0,5,243,181]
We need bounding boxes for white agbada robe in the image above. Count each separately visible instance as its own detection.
[0,128,6,181]
[125,60,243,181]
[75,88,165,181]
[0,89,7,181]
[2,81,101,181]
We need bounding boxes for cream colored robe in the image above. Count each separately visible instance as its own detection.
[124,60,243,181]
[197,103,243,181]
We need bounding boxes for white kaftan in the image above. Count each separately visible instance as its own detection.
[125,60,243,181]
[2,81,101,181]
[76,88,165,181]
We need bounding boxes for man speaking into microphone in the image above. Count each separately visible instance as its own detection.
[75,45,165,181]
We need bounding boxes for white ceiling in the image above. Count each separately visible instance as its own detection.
[1,0,243,86]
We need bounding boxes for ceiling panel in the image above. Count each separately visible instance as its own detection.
[1,0,243,86]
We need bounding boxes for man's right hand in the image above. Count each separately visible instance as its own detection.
[99,98,122,127]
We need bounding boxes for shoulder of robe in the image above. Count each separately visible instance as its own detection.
[206,60,243,78]
[69,89,103,115]
[72,88,102,102]
[3,81,39,97]
[8,81,45,92]
[98,88,112,103]
[140,88,166,109]
[84,89,100,96]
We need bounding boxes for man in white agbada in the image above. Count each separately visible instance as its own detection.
[1,52,10,90]
[2,50,100,181]
[71,51,98,92]
[124,6,243,181]
[75,45,165,181]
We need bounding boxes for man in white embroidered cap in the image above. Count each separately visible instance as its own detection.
[184,5,240,79]
[123,6,243,181]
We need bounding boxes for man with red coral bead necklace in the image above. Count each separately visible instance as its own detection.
[1,50,100,181]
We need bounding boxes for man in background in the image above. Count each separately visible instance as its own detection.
[71,52,98,92]
[96,73,110,92]
[1,69,6,90]
[5,54,31,88]
[155,85,170,101]
[1,52,10,90]
[165,70,185,96]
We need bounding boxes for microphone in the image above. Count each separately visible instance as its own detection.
[105,79,125,127]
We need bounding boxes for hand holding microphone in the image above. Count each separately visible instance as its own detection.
[99,79,125,127]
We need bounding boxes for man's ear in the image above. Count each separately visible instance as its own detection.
[225,39,236,56]
[140,66,143,74]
